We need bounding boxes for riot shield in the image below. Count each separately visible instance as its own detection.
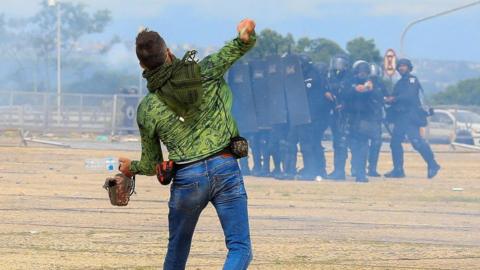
[265,55,288,125]
[282,54,312,126]
[228,62,258,134]
[250,60,273,129]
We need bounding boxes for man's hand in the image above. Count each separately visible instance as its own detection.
[119,157,133,178]
[324,92,335,102]
[237,18,256,43]
[365,80,373,91]
[385,96,396,103]
[355,84,366,92]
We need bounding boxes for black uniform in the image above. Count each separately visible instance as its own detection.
[387,73,440,178]
[366,76,387,176]
[324,70,352,179]
[297,64,329,179]
[345,76,384,182]
[269,123,291,178]
[251,129,271,177]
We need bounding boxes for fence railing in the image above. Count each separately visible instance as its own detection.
[0,91,140,134]
[1,91,480,145]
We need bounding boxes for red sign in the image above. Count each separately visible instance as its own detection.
[384,49,397,77]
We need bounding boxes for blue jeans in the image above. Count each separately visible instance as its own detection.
[163,154,252,270]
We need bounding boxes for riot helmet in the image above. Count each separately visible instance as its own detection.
[369,63,383,78]
[329,54,350,75]
[396,58,413,76]
[352,60,370,80]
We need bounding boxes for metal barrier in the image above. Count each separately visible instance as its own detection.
[0,91,141,134]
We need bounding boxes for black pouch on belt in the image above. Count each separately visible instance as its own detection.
[155,160,176,185]
[229,136,249,159]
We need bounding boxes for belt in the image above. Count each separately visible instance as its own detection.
[175,148,233,171]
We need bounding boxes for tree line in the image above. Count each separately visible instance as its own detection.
[0,1,477,105]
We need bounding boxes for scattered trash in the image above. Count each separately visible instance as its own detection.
[29,231,38,234]
[315,176,323,181]
[451,142,480,152]
[85,157,118,171]
[24,137,70,148]
[95,135,109,142]
[452,187,464,191]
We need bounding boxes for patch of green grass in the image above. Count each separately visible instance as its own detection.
[417,196,480,203]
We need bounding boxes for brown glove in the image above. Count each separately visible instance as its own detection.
[103,173,135,206]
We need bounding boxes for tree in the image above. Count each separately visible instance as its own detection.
[2,0,111,92]
[295,37,345,63]
[68,70,138,94]
[431,77,480,105]
[245,29,344,65]
[346,37,382,64]
[30,1,111,54]
[246,29,295,59]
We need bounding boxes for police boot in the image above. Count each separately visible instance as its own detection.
[326,170,346,181]
[296,170,316,181]
[427,162,441,179]
[317,170,327,179]
[271,167,283,179]
[384,168,405,178]
[351,168,357,178]
[367,169,381,177]
[242,169,251,176]
[270,154,283,178]
[355,175,369,183]
[278,172,295,180]
[313,146,328,178]
[278,154,297,180]
[257,157,271,178]
[251,154,262,176]
[251,166,262,176]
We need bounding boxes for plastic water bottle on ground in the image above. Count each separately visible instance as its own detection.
[85,157,118,172]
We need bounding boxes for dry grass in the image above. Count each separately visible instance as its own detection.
[0,144,479,269]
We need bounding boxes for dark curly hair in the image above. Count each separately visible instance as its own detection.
[135,29,167,70]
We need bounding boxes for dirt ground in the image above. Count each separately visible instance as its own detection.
[0,142,479,270]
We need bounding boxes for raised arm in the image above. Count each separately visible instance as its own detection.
[199,19,256,80]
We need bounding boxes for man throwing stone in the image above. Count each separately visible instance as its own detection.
[118,19,256,270]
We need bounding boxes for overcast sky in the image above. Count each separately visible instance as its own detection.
[2,0,480,61]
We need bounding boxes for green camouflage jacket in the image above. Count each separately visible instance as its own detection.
[130,34,256,176]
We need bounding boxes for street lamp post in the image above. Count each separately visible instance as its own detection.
[48,0,62,124]
[400,0,480,57]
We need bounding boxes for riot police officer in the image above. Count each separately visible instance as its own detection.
[297,57,329,180]
[345,61,384,182]
[366,63,387,177]
[384,58,440,179]
[324,54,352,180]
